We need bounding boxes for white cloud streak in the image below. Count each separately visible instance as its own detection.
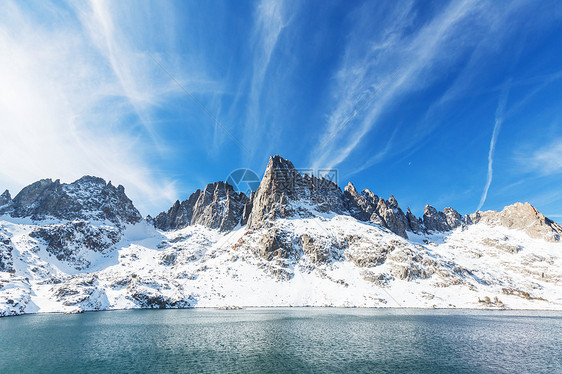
[311,0,487,170]
[521,139,562,176]
[477,82,511,211]
[308,0,555,174]
[0,0,192,215]
[75,0,181,153]
[244,0,288,157]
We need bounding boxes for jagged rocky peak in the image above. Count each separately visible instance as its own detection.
[343,182,373,221]
[406,207,423,234]
[343,183,412,239]
[468,202,562,242]
[0,190,10,206]
[246,155,345,227]
[191,181,249,231]
[423,205,463,232]
[388,194,399,209]
[154,181,248,232]
[443,207,463,228]
[150,155,561,243]
[344,182,358,195]
[154,156,422,238]
[0,176,141,226]
[374,197,409,239]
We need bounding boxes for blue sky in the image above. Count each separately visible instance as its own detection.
[1,0,562,222]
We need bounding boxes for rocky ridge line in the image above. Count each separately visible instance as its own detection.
[154,155,561,243]
[153,181,248,232]
[0,176,141,226]
[1,156,560,243]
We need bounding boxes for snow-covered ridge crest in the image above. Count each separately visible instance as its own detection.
[0,176,141,227]
[0,155,561,317]
[467,202,562,242]
[154,155,561,243]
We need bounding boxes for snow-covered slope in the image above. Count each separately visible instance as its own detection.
[1,214,560,316]
[0,156,560,316]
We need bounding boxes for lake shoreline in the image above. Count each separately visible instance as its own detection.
[3,304,562,319]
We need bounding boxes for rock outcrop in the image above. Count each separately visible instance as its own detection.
[0,230,14,273]
[423,205,463,232]
[343,183,412,238]
[153,181,248,232]
[377,196,409,238]
[468,202,562,242]
[30,221,121,270]
[245,155,345,227]
[0,190,10,207]
[0,176,141,226]
[342,183,373,222]
[406,207,423,233]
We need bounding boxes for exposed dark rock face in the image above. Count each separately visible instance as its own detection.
[443,207,463,229]
[406,207,423,233]
[343,183,373,221]
[376,197,409,238]
[0,190,11,207]
[129,292,194,309]
[30,221,121,270]
[240,191,255,226]
[346,241,394,267]
[190,182,249,231]
[153,200,190,231]
[154,181,248,232]
[423,205,463,232]
[343,183,410,238]
[423,205,446,232]
[0,230,14,273]
[0,176,141,226]
[300,233,343,264]
[246,156,345,227]
[259,230,289,261]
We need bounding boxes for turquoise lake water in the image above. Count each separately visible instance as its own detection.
[0,308,560,373]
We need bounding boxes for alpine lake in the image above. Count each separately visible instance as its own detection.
[0,308,560,373]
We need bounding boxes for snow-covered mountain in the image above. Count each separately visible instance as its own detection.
[1,156,561,316]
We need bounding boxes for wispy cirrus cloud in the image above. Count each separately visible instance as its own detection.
[0,0,195,214]
[74,0,183,153]
[520,139,562,176]
[309,0,538,172]
[244,0,290,158]
[311,0,484,170]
